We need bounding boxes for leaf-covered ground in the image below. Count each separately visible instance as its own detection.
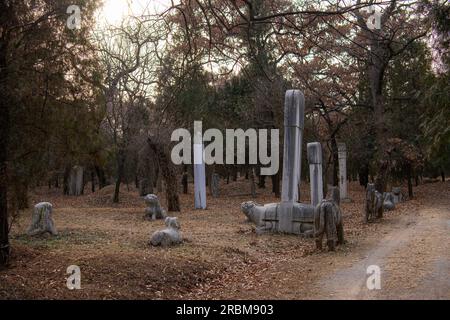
[0,178,448,299]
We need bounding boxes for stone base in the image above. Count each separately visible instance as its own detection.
[243,201,315,236]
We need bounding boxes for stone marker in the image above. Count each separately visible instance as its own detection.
[392,187,403,204]
[307,142,323,207]
[338,143,350,202]
[150,217,182,247]
[211,173,220,198]
[281,90,304,203]
[68,166,84,196]
[278,90,305,233]
[144,194,167,220]
[27,202,57,236]
[194,128,207,209]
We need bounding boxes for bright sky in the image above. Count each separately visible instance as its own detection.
[97,0,174,25]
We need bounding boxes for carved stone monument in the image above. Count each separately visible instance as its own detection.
[68,166,84,196]
[194,128,207,209]
[241,90,312,234]
[27,202,57,236]
[392,187,403,204]
[307,142,323,207]
[338,143,351,202]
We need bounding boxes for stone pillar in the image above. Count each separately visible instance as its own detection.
[194,127,207,209]
[307,142,323,207]
[338,143,349,201]
[68,166,84,196]
[279,90,305,233]
[281,90,304,203]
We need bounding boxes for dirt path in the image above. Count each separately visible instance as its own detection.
[314,189,450,300]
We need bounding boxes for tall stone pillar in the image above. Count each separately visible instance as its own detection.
[68,166,84,196]
[338,143,349,201]
[194,124,207,209]
[279,90,305,233]
[307,142,323,207]
[281,90,304,203]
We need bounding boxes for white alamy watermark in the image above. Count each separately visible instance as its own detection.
[362,5,382,30]
[67,5,82,30]
[66,265,81,290]
[366,265,381,290]
[171,121,279,175]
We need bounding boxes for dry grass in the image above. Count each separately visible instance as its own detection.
[0,178,444,299]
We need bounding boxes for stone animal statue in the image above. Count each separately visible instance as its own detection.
[144,194,167,220]
[241,201,281,234]
[314,187,344,251]
[241,201,263,225]
[149,217,182,247]
[365,183,383,222]
[27,202,58,236]
[383,192,396,211]
[241,200,318,235]
[392,187,404,204]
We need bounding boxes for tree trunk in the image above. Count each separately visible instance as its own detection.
[182,165,188,194]
[271,173,280,198]
[63,166,71,195]
[406,163,413,199]
[371,65,389,193]
[113,152,125,203]
[258,174,266,189]
[359,163,369,187]
[441,169,445,182]
[0,99,9,267]
[15,182,29,210]
[91,171,95,193]
[250,168,256,198]
[330,136,339,186]
[95,165,107,189]
[148,138,180,212]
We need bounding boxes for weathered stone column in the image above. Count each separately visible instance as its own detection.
[307,142,323,207]
[338,143,349,201]
[279,90,305,233]
[68,166,84,196]
[194,124,207,209]
[281,90,304,203]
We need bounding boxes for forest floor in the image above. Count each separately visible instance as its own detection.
[0,178,449,299]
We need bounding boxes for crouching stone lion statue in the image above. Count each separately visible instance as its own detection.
[149,217,182,247]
